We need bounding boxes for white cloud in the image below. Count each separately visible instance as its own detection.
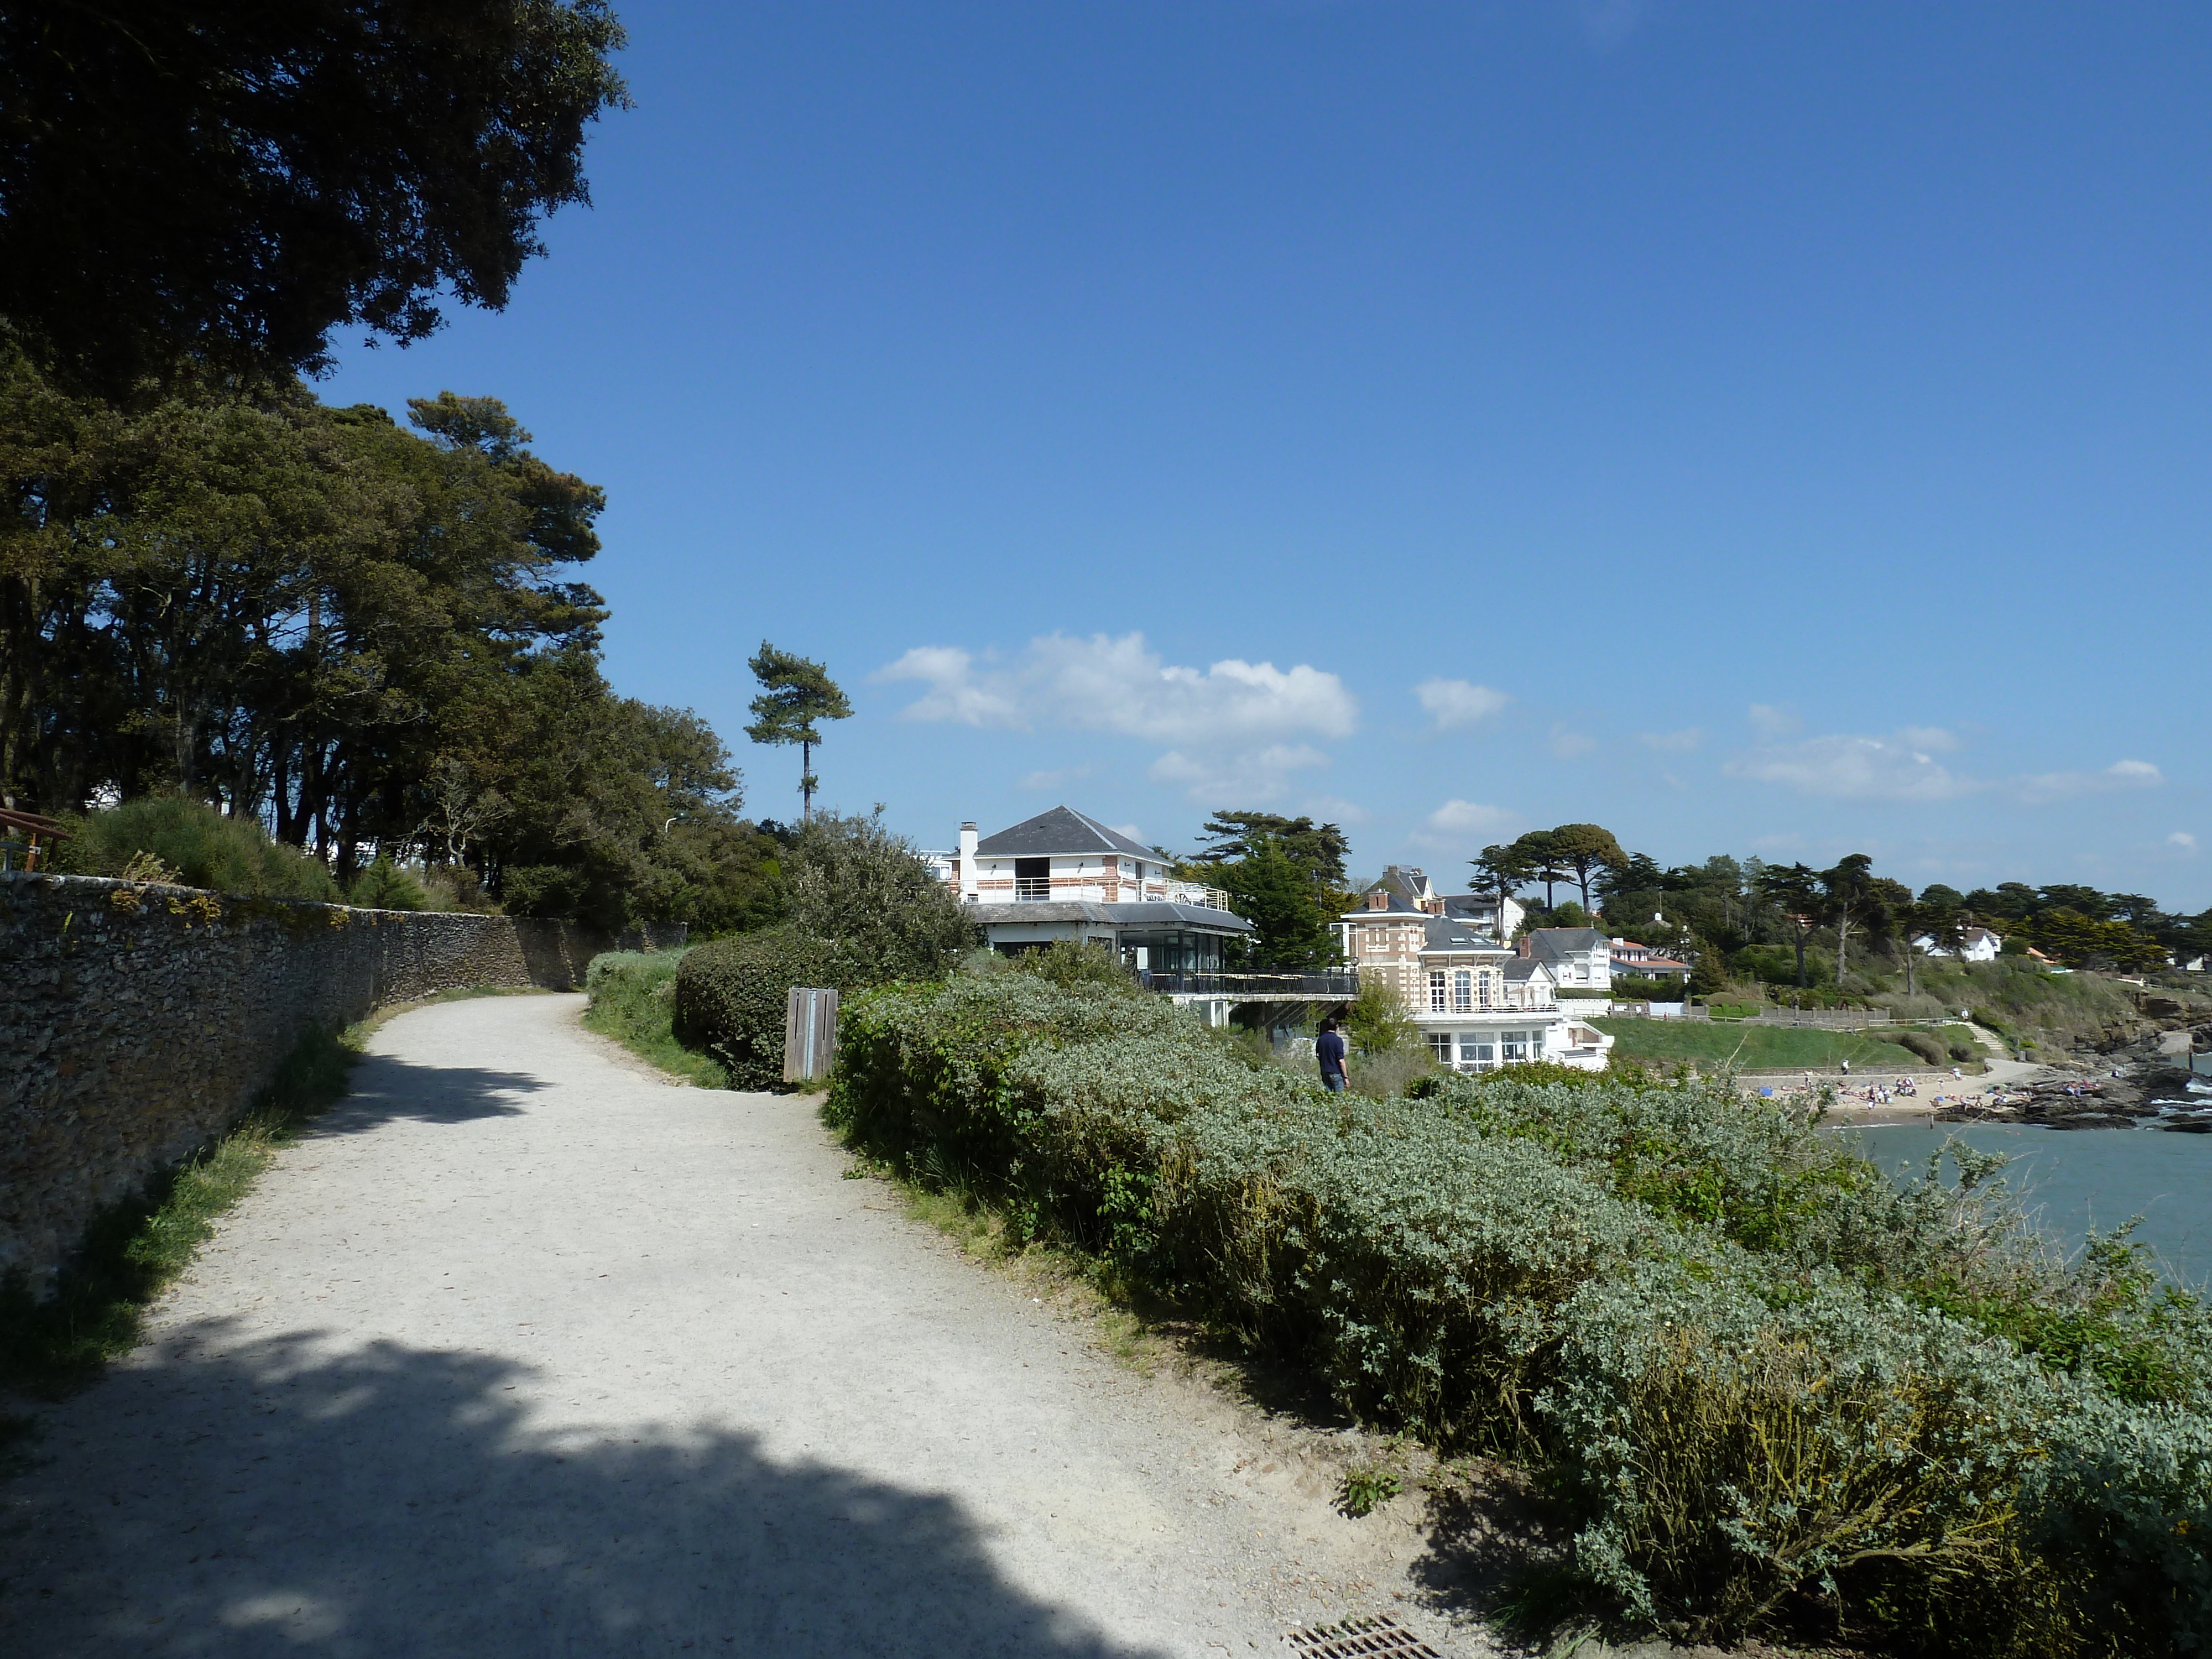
[1730,728,2164,808]
[2013,759,2163,804]
[1408,799,1525,858]
[1897,726,1963,753]
[875,645,1025,727]
[1415,679,1510,731]
[1301,794,1372,826]
[878,632,1357,743]
[1747,703,1801,740]
[1426,800,1520,836]
[1725,733,1973,802]
[880,632,1357,810]
[1637,728,1702,753]
[1018,763,1092,791]
[1550,726,1597,759]
[2169,831,2197,852]
[1147,744,1331,804]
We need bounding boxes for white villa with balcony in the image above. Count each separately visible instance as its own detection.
[1337,895,1614,1072]
[922,807,1253,989]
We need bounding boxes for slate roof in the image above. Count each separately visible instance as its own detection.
[966,900,1253,932]
[1526,927,1606,958]
[1442,894,1505,921]
[1501,958,1548,982]
[974,806,1155,860]
[1366,864,1434,906]
[1341,890,1425,918]
[1419,917,1510,954]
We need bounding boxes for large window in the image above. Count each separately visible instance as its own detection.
[1452,969,1473,1014]
[1427,1032,1454,1064]
[1428,970,1447,1013]
[1457,1035,1494,1072]
[1501,1031,1532,1062]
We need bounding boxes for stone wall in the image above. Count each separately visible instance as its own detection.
[0,872,685,1289]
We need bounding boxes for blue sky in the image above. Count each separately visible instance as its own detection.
[321,2,2212,904]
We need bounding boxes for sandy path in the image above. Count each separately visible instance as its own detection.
[3,994,1480,1658]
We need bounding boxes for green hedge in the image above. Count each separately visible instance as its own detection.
[827,973,2211,1654]
[672,926,847,1089]
[58,796,338,900]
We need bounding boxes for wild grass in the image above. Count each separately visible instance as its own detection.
[581,948,729,1088]
[0,1022,361,1397]
[1590,1016,1960,1072]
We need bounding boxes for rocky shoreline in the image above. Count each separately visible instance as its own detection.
[1935,1014,2212,1133]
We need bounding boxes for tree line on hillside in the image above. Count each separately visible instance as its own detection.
[1172,810,2210,985]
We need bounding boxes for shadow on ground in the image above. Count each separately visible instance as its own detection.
[311,1052,551,1134]
[3,1321,1157,1658]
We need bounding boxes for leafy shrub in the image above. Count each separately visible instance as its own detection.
[1949,1037,1980,1062]
[1896,1029,1947,1066]
[499,863,589,918]
[58,796,338,900]
[348,855,426,911]
[672,926,846,1088]
[1008,938,1137,992]
[1344,978,1417,1053]
[785,810,977,980]
[826,973,2212,1655]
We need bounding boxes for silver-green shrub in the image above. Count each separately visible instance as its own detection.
[827,975,2212,1653]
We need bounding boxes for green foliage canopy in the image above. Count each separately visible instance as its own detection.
[745,641,852,820]
[0,1,629,393]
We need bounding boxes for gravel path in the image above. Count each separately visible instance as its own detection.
[4,993,1485,1658]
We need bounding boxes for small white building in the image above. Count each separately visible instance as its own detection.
[1610,937,1691,983]
[1522,927,1611,992]
[1909,925,2004,963]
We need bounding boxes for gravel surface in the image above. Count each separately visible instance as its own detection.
[3,993,1494,1658]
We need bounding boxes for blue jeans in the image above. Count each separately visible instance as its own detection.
[1322,1071,1347,1093]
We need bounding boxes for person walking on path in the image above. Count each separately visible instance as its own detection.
[1317,1019,1349,1094]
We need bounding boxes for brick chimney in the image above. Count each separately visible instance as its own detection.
[1421,897,1444,916]
[1365,889,1389,911]
[1516,935,1532,958]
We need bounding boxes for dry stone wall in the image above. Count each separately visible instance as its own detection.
[1,872,684,1289]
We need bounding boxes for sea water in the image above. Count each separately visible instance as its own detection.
[1845,1121,2212,1288]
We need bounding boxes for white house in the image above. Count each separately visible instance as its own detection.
[1522,927,1611,992]
[921,806,1253,981]
[1335,907,1612,1071]
[1358,864,1527,940]
[1909,925,2004,963]
[1610,937,1691,983]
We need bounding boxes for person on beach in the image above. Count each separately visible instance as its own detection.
[1317,1018,1349,1094]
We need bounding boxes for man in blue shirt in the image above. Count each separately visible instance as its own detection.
[1316,1018,1349,1093]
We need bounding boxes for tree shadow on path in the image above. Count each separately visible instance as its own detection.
[310,1051,552,1134]
[3,1319,1164,1658]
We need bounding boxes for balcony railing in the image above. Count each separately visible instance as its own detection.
[1143,970,1360,998]
[1013,878,1051,901]
[1157,883,1233,911]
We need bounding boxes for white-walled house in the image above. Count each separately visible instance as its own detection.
[921,806,1251,977]
[1335,906,1612,1071]
[1522,927,1611,992]
[1610,937,1691,983]
[1909,926,2004,963]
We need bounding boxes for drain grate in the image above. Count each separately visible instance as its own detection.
[1284,1614,1442,1657]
